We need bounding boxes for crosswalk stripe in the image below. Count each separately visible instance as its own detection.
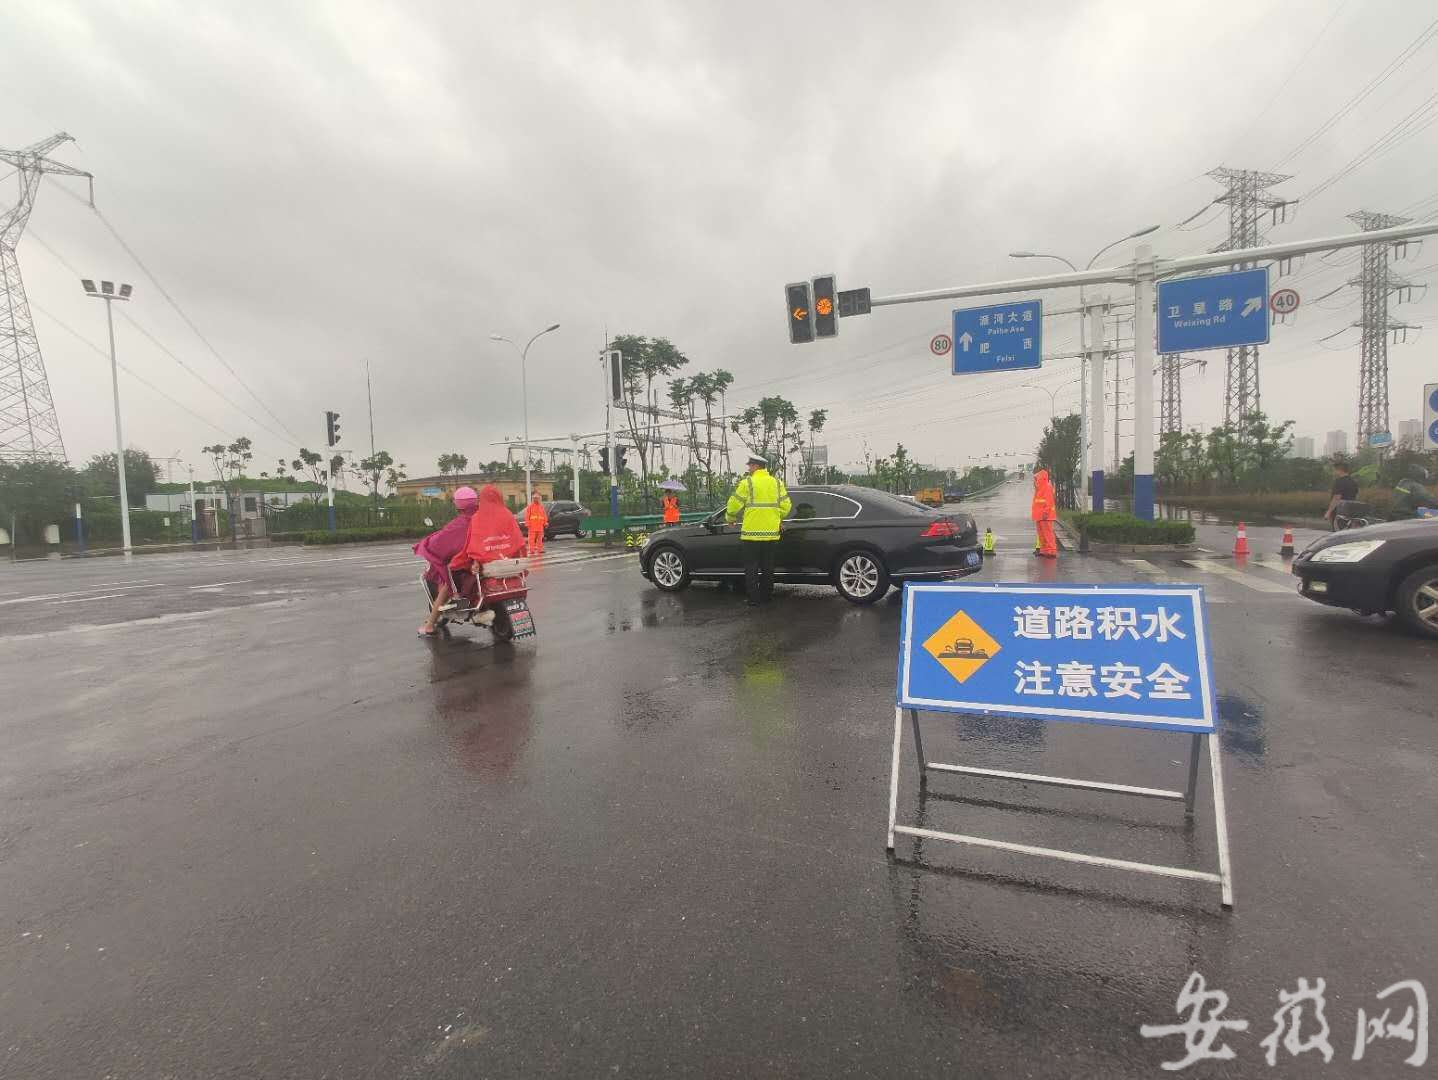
[1181,559,1292,594]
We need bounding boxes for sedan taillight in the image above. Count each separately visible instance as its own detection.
[920,520,957,539]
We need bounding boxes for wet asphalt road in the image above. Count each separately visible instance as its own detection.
[2,489,1434,1078]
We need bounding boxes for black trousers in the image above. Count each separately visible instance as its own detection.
[742,541,777,602]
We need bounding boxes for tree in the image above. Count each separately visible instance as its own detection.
[385,461,408,493]
[201,437,253,540]
[1239,411,1294,491]
[0,458,79,543]
[1035,414,1082,509]
[356,450,394,504]
[437,452,469,476]
[80,449,159,506]
[610,333,690,486]
[290,448,326,487]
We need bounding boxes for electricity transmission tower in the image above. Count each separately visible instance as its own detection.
[0,133,93,462]
[1348,209,1417,447]
[1209,167,1291,429]
[1158,355,1206,435]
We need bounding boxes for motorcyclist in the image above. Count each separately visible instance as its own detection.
[415,486,480,637]
[450,485,526,613]
[1393,466,1435,517]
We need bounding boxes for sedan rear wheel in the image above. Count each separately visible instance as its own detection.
[834,550,889,605]
[650,546,691,592]
[1395,564,1438,639]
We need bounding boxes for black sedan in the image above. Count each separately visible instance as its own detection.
[1292,518,1438,638]
[519,500,591,539]
[638,484,982,604]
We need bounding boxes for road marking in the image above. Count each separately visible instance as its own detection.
[53,592,128,604]
[188,580,253,590]
[1182,559,1292,594]
[90,579,152,587]
[0,599,295,644]
[362,560,420,568]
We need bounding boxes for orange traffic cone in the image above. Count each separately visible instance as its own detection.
[1233,522,1250,557]
[1279,526,1295,557]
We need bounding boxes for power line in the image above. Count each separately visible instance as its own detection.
[52,181,302,444]
[29,300,234,439]
[1301,92,1438,203]
[1272,14,1438,169]
[22,225,291,445]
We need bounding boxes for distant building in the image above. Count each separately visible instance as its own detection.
[145,489,322,538]
[1398,418,1422,447]
[1293,436,1315,459]
[396,473,556,510]
[1324,430,1349,457]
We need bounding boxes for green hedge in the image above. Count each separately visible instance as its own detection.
[1064,511,1194,545]
[290,525,431,545]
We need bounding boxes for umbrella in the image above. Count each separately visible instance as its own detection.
[657,479,687,492]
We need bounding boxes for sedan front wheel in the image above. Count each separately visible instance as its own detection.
[834,550,889,605]
[649,546,691,593]
[1395,564,1438,639]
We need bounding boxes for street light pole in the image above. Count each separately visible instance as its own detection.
[491,323,560,504]
[82,279,134,553]
[1023,383,1059,419]
[1009,224,1159,511]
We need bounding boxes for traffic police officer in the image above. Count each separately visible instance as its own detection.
[726,454,792,606]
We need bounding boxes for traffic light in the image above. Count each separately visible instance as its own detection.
[599,446,610,474]
[785,281,814,345]
[325,410,341,447]
[606,350,624,402]
[617,445,630,472]
[812,275,838,338]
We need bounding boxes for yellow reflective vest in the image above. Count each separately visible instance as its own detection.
[726,469,791,541]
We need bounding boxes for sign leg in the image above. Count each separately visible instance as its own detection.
[908,709,927,778]
[887,706,904,851]
[1208,733,1234,909]
[1184,733,1202,818]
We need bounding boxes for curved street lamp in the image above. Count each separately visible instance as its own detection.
[1008,225,1160,507]
[490,323,561,504]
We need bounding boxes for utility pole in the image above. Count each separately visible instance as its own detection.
[1349,210,1415,447]
[82,278,135,553]
[1210,167,1291,429]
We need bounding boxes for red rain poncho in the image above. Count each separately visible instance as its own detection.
[451,485,524,569]
[1030,469,1056,522]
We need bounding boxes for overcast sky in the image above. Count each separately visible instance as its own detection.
[4,0,1437,485]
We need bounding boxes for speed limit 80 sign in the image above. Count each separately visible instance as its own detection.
[1270,288,1300,316]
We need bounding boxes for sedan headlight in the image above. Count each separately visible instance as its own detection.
[1310,539,1385,563]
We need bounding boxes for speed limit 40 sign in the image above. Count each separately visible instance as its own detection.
[1270,288,1300,316]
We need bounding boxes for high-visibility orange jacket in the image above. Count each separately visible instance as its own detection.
[662,494,680,524]
[1031,469,1056,522]
[524,500,549,531]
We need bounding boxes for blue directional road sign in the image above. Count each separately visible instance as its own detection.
[1157,267,1271,353]
[897,583,1217,732]
[951,299,1042,374]
[1425,383,1438,450]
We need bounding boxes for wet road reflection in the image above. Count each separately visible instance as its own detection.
[426,638,536,777]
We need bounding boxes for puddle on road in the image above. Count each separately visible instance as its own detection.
[1216,693,1267,762]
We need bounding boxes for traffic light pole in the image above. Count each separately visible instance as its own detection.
[858,218,1438,519]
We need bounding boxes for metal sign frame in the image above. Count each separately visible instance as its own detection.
[885,582,1234,909]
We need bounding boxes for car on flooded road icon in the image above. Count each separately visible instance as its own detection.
[937,637,989,660]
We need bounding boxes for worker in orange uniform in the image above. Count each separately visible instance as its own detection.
[524,494,549,555]
[662,491,680,527]
[1031,468,1058,559]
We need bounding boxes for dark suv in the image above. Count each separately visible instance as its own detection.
[519,500,591,540]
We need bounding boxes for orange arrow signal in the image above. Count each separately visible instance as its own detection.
[792,306,808,321]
